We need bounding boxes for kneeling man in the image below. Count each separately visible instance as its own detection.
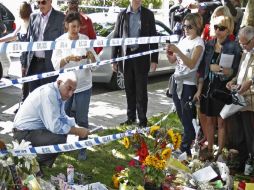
[13,72,90,168]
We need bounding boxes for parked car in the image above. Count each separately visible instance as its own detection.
[0,3,16,80]
[89,12,176,90]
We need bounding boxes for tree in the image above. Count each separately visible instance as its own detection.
[82,0,162,9]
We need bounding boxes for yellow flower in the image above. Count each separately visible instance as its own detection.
[123,137,130,149]
[174,133,182,150]
[150,125,160,135]
[167,129,176,143]
[112,174,120,188]
[161,148,172,160]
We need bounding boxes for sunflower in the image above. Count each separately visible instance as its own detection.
[174,133,182,150]
[167,129,176,144]
[150,125,160,135]
[161,148,172,160]
[123,137,130,149]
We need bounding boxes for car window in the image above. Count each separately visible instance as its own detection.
[156,24,169,36]
[94,22,114,37]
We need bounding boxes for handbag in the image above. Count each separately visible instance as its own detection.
[166,75,174,98]
[220,93,246,119]
[210,89,233,105]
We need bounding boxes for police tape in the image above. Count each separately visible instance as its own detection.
[0,127,150,157]
[0,35,178,53]
[0,48,165,88]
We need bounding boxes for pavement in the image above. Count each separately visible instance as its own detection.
[0,75,173,144]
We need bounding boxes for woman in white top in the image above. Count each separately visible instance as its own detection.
[52,11,98,160]
[166,13,205,155]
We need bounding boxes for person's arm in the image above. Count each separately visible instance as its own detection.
[0,25,21,42]
[238,77,254,94]
[149,11,158,64]
[39,88,75,134]
[193,77,204,102]
[168,43,204,70]
[111,12,123,72]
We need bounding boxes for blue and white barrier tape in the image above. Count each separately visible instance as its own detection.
[0,128,150,157]
[0,48,165,88]
[0,35,176,53]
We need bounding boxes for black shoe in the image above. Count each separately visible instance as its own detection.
[138,122,147,128]
[120,119,136,126]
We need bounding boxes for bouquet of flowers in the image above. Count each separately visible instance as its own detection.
[112,126,182,189]
[0,140,40,189]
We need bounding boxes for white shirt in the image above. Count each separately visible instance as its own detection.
[174,36,204,85]
[52,33,99,93]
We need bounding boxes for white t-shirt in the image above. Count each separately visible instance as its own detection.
[52,33,98,93]
[174,36,205,85]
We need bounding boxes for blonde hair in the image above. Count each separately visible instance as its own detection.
[210,16,234,37]
[209,6,233,37]
[183,13,203,36]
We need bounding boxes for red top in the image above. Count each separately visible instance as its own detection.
[79,12,102,54]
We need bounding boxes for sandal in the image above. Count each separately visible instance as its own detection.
[199,148,213,161]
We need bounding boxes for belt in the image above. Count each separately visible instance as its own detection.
[33,56,45,62]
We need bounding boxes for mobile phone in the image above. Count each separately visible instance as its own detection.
[166,39,171,44]
[81,55,87,59]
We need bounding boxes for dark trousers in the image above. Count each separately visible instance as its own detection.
[13,129,67,167]
[28,57,57,92]
[172,82,196,155]
[124,57,148,126]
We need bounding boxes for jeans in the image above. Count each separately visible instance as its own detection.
[65,88,92,129]
[172,82,196,155]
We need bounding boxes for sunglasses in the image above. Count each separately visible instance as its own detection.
[183,24,193,30]
[214,25,227,31]
[37,0,47,5]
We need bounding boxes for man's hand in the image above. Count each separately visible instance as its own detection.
[112,63,118,72]
[150,62,157,72]
[226,80,236,90]
[238,80,252,94]
[21,67,27,77]
[69,127,90,138]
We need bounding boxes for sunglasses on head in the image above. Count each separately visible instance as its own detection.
[214,25,227,31]
[183,24,193,30]
[37,0,47,5]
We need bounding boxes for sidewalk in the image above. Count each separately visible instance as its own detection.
[0,75,172,143]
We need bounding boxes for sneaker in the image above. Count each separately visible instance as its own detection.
[78,149,87,161]
[120,119,136,126]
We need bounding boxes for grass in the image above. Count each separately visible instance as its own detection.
[43,112,183,189]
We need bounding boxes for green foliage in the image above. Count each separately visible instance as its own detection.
[82,0,162,9]
[43,112,183,188]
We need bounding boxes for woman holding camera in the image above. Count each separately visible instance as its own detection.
[52,12,98,161]
[166,13,205,156]
[199,15,241,160]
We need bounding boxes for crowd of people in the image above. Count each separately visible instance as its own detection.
[167,0,254,169]
[0,0,254,176]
